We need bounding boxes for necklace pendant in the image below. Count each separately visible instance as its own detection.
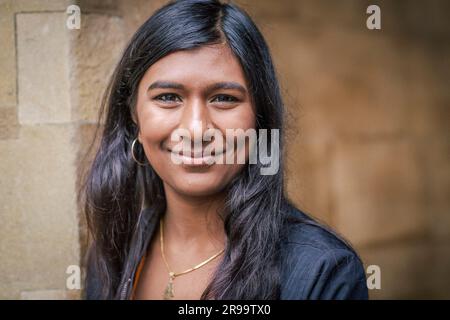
[163,272,175,300]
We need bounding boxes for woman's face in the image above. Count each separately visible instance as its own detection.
[135,44,256,197]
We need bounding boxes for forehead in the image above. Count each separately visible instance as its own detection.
[141,44,248,87]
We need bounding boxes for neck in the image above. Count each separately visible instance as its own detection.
[162,183,227,253]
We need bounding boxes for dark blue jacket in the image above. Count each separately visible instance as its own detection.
[85,205,368,300]
[279,209,368,299]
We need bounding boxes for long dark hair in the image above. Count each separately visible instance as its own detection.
[80,0,299,299]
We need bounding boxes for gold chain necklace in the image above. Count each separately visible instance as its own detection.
[160,217,225,300]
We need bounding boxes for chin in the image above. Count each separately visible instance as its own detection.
[173,176,228,197]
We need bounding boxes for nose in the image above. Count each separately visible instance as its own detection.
[178,97,213,148]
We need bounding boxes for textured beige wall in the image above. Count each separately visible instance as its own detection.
[0,0,126,299]
[0,0,449,299]
[0,0,78,299]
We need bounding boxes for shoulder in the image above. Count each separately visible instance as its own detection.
[279,204,368,300]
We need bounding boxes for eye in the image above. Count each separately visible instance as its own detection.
[153,93,182,103]
[210,94,239,104]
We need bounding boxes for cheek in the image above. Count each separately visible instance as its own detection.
[139,119,164,150]
[213,104,256,157]
[215,103,256,130]
[136,107,173,167]
[239,100,257,126]
[141,128,163,155]
[137,99,175,145]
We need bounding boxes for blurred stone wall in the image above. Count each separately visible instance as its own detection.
[0,0,125,299]
[0,0,448,299]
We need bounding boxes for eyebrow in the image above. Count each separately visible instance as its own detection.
[147,81,247,94]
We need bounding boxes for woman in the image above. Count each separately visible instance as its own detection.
[81,0,368,300]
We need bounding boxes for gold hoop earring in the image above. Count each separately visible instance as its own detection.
[131,138,147,166]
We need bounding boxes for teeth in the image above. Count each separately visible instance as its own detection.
[169,150,225,165]
[174,154,214,165]
[169,150,223,158]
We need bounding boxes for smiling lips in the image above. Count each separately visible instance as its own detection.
[168,148,225,166]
